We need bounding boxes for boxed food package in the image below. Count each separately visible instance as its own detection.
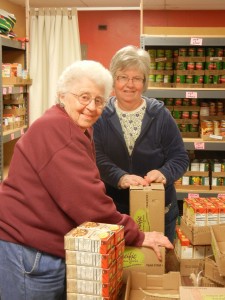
[211,224,225,276]
[124,271,181,300]
[129,183,165,233]
[122,246,165,282]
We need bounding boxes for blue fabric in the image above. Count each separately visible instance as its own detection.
[0,240,66,300]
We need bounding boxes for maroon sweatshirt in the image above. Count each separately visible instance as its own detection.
[0,105,144,257]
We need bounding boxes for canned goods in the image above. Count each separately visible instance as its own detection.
[199,160,209,171]
[194,75,204,84]
[175,62,187,70]
[149,74,156,82]
[215,47,224,57]
[156,62,165,70]
[165,62,173,70]
[220,75,225,83]
[181,111,190,119]
[149,62,157,70]
[205,62,215,70]
[213,75,220,84]
[189,124,199,132]
[188,47,196,57]
[174,98,182,106]
[165,98,174,106]
[163,75,172,83]
[182,98,190,106]
[204,75,213,84]
[187,62,195,70]
[179,48,187,56]
[196,48,205,57]
[165,49,173,58]
[155,74,164,83]
[195,62,204,70]
[206,47,215,57]
[173,110,182,119]
[174,75,185,83]
[215,61,223,70]
[156,49,165,58]
[179,124,189,132]
[186,75,194,84]
[201,177,210,186]
[148,49,156,58]
[190,176,201,185]
[182,176,190,185]
[212,161,222,172]
[190,111,199,119]
[190,98,199,106]
[191,159,200,171]
[212,177,224,186]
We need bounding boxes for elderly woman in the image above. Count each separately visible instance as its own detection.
[0,60,173,300]
[94,46,189,244]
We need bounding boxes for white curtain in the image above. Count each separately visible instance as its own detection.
[29,7,81,124]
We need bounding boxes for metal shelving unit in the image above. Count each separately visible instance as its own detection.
[0,37,28,182]
[141,35,225,199]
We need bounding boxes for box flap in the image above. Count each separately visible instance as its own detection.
[129,183,164,191]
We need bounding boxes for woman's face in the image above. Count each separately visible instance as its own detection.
[59,78,105,131]
[114,68,145,106]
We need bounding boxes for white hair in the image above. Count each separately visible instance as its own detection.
[57,60,113,99]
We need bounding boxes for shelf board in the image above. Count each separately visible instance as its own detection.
[176,188,225,200]
[0,36,25,50]
[2,126,28,143]
[183,138,225,151]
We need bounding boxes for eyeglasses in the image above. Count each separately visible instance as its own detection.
[116,75,144,85]
[69,92,106,108]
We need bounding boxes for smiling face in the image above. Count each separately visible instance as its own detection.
[114,68,145,111]
[58,77,105,131]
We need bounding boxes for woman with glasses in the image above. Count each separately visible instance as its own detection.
[0,60,173,300]
[93,45,189,244]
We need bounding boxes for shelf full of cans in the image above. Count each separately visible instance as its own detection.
[148,47,225,88]
[160,97,225,139]
[175,158,225,190]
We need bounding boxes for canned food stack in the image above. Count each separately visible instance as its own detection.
[211,159,225,190]
[148,48,173,87]
[64,222,125,300]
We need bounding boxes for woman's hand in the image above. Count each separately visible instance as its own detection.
[142,231,174,261]
[118,174,148,189]
[144,170,167,184]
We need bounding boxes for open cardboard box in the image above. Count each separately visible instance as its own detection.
[180,286,225,300]
[211,224,225,276]
[204,256,225,286]
[129,183,165,233]
[180,217,211,245]
[124,271,181,300]
[123,246,165,282]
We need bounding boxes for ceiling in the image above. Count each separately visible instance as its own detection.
[7,0,225,10]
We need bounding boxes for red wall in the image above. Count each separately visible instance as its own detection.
[78,10,225,68]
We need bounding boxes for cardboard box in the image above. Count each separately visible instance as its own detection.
[174,249,204,276]
[124,271,181,300]
[180,217,211,245]
[122,246,165,282]
[211,224,225,276]
[129,183,165,233]
[204,256,225,286]
[180,286,225,300]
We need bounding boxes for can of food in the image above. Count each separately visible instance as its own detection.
[174,75,185,83]
[149,62,157,70]
[199,159,209,171]
[213,75,220,84]
[188,47,196,57]
[220,75,225,83]
[179,124,189,132]
[156,62,165,70]
[186,75,194,83]
[204,75,213,84]
[201,177,210,186]
[179,48,187,56]
[206,47,215,57]
[156,49,165,58]
[212,177,223,186]
[148,49,156,58]
[195,62,204,70]
[215,47,224,57]
[190,111,199,119]
[182,98,190,106]
[215,61,223,70]
[205,62,215,70]
[196,47,205,57]
[181,111,190,119]
[165,62,173,70]
[190,159,200,171]
[165,98,174,106]
[190,98,199,106]
[164,75,172,83]
[173,110,182,119]
[189,124,199,132]
[175,62,187,70]
[221,160,225,172]
[149,74,156,82]
[182,176,190,185]
[190,176,201,185]
[165,49,173,58]
[194,75,204,84]
[187,62,195,70]
[212,160,222,172]
[155,74,164,83]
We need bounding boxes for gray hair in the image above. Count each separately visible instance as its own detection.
[57,60,113,100]
[109,45,150,92]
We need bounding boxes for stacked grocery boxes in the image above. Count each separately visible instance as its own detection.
[64,222,125,300]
